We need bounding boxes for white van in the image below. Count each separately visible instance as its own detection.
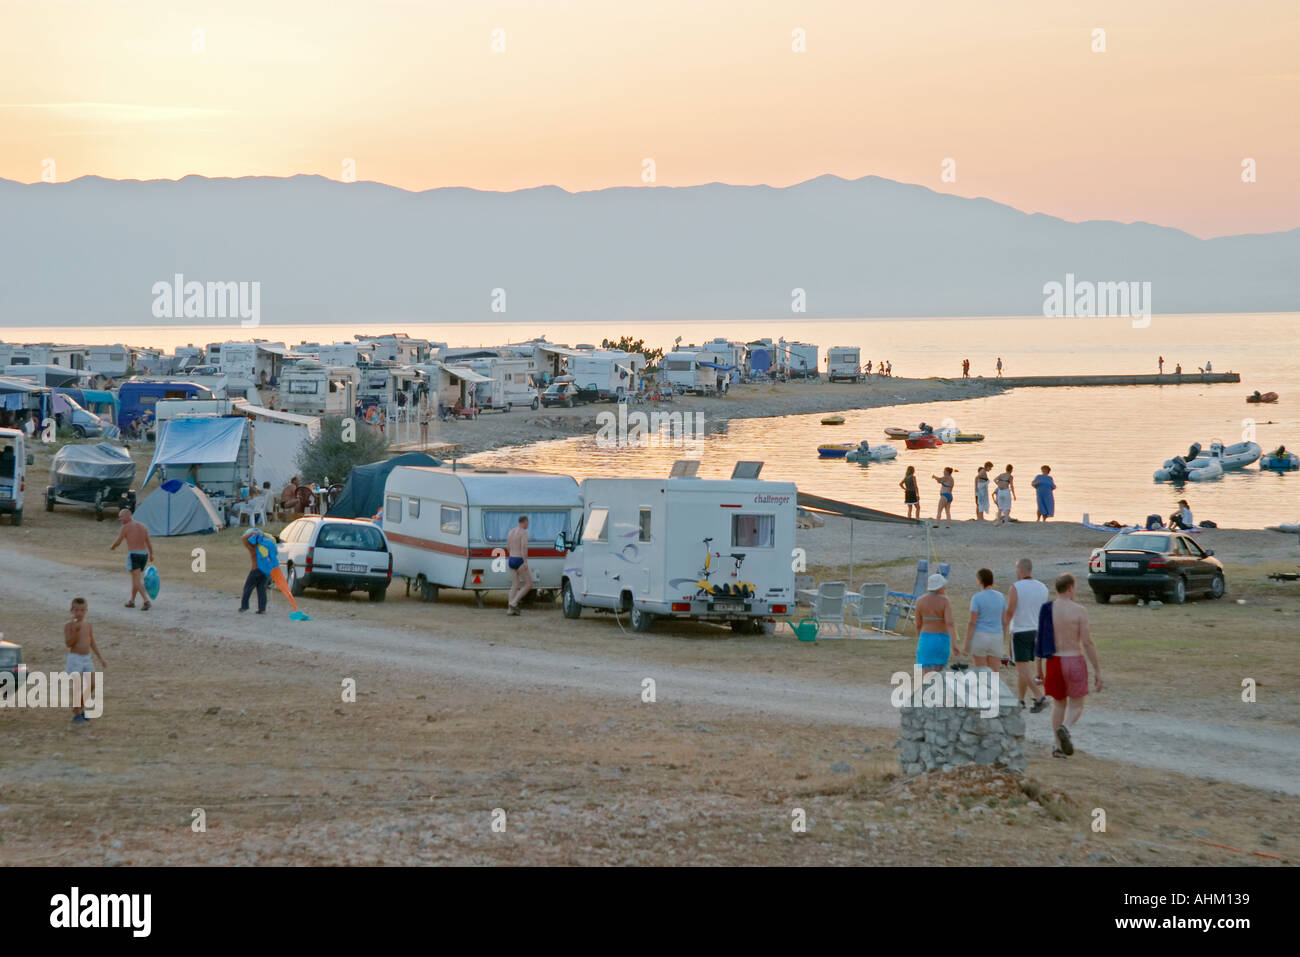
[0,428,34,525]
[383,466,582,605]
[827,347,862,382]
[558,467,797,632]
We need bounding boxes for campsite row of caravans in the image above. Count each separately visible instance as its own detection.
[375,461,797,634]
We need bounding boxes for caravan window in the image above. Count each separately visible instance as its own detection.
[482,509,569,544]
[732,514,775,549]
[407,498,420,519]
[638,508,652,542]
[288,380,318,394]
[585,507,609,542]
[385,495,402,524]
[440,505,462,535]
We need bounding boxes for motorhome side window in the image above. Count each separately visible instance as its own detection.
[638,508,651,542]
[407,498,420,519]
[585,507,609,542]
[440,505,462,535]
[732,514,775,548]
[385,495,402,524]
[289,380,318,394]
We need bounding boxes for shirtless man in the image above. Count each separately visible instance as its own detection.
[931,467,956,528]
[505,515,533,616]
[64,597,106,723]
[1043,574,1102,757]
[993,464,1015,526]
[109,508,154,610]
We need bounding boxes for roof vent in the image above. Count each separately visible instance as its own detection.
[669,460,701,478]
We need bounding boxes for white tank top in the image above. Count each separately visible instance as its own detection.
[1010,578,1049,632]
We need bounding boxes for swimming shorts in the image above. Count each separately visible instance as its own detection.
[969,631,1002,658]
[127,551,149,571]
[1012,630,1037,663]
[940,491,953,502]
[916,632,950,668]
[1044,655,1089,699]
[65,652,94,675]
[995,489,1012,511]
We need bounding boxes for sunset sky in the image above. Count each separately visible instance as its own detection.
[2,0,1296,238]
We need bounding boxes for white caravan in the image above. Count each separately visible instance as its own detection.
[778,339,819,378]
[278,360,358,416]
[827,346,862,382]
[204,341,285,384]
[382,466,582,605]
[460,357,539,411]
[660,351,717,394]
[0,427,33,525]
[565,350,644,399]
[558,466,797,633]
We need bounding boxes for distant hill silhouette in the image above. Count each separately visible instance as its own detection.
[1,173,1296,326]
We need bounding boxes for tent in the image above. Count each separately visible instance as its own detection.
[327,452,441,519]
[143,417,249,493]
[135,478,223,535]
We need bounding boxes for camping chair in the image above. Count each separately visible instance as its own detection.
[846,582,888,633]
[886,561,951,627]
[810,581,847,636]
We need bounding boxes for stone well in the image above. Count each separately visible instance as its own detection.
[895,668,1027,774]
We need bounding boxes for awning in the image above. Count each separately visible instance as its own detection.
[796,492,922,526]
[0,375,45,394]
[443,365,491,383]
[537,345,586,357]
[236,403,320,429]
[144,417,247,486]
[256,343,289,356]
[698,362,736,371]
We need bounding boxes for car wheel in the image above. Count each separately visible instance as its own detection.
[11,508,21,527]
[418,576,438,602]
[531,398,539,410]
[73,426,86,438]
[1206,573,1225,600]
[561,581,582,619]
[1166,575,1187,604]
[1092,590,1111,604]
[46,489,55,512]
[369,585,387,602]
[288,565,306,597]
[629,606,654,632]
[730,618,760,634]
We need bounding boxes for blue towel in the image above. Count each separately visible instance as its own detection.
[1035,600,1056,658]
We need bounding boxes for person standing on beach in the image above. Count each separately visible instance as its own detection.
[1044,574,1102,757]
[109,508,153,610]
[932,467,956,527]
[886,360,892,376]
[1004,559,1048,712]
[996,357,1003,377]
[965,568,1006,671]
[1158,356,1164,374]
[974,463,991,521]
[1032,465,1056,521]
[505,515,533,616]
[64,597,105,724]
[914,574,959,675]
[900,466,920,519]
[993,464,1015,525]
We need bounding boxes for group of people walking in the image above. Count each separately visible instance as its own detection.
[898,462,1056,526]
[959,357,1003,378]
[913,561,1102,758]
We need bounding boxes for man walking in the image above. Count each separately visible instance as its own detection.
[1004,558,1049,712]
[239,526,273,613]
[1043,574,1102,757]
[109,508,154,610]
[506,515,533,615]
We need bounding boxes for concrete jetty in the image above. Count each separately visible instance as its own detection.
[968,372,1241,388]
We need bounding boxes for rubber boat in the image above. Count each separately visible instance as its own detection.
[817,443,855,458]
[905,433,943,450]
[1161,440,1260,473]
[1184,459,1223,481]
[821,415,846,425]
[1260,450,1299,472]
[845,442,898,463]
[883,427,911,439]
[1246,391,1278,404]
[952,433,985,443]
[1154,446,1225,482]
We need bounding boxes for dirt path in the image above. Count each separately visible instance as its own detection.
[5,549,1295,796]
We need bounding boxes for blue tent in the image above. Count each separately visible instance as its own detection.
[327,452,441,519]
[143,417,247,487]
[135,478,223,536]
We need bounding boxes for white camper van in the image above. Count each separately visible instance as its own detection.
[383,466,583,605]
[0,428,33,525]
[565,350,644,400]
[279,360,358,416]
[826,347,862,383]
[460,357,539,411]
[778,339,819,378]
[660,351,716,394]
[558,464,797,633]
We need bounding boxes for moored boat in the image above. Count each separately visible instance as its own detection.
[883,427,911,439]
[953,432,985,442]
[1260,450,1299,472]
[905,433,943,449]
[1246,391,1279,404]
[821,415,845,425]
[817,443,855,458]
[846,441,898,463]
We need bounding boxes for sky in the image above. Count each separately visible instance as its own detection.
[1,0,1297,238]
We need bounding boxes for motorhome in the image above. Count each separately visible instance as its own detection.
[826,346,862,382]
[0,427,34,525]
[116,380,215,432]
[660,351,720,394]
[459,357,539,411]
[205,341,286,385]
[278,360,358,417]
[778,339,819,378]
[557,463,797,633]
[383,466,583,605]
[3,364,87,389]
[564,350,644,399]
[0,343,54,367]
[356,334,432,365]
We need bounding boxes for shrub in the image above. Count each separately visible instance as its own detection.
[296,416,389,486]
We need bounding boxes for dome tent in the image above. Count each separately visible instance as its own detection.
[135,478,222,536]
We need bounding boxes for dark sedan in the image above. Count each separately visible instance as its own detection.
[1087,530,1225,604]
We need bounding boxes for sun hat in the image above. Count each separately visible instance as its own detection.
[926,573,947,592]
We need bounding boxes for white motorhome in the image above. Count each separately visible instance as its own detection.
[278,360,358,416]
[383,466,583,605]
[297,342,375,368]
[204,341,286,384]
[826,346,862,382]
[0,427,33,525]
[564,350,644,399]
[460,357,539,411]
[778,339,819,378]
[0,343,54,367]
[558,464,797,633]
[356,334,432,365]
[660,351,718,394]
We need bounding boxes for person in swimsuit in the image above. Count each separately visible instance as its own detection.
[974,464,990,521]
[64,597,105,723]
[993,464,1015,526]
[1044,574,1102,757]
[109,508,154,610]
[1032,465,1056,521]
[932,467,956,527]
[913,573,959,674]
[899,465,920,519]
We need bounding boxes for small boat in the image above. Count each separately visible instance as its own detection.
[1246,391,1279,404]
[46,442,136,519]
[884,427,911,440]
[817,443,855,458]
[1185,459,1223,482]
[953,432,985,443]
[1260,450,1299,472]
[1155,453,1223,482]
[905,433,943,450]
[1159,440,1261,476]
[846,442,898,464]
[821,415,846,425]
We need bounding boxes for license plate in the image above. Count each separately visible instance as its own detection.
[711,601,744,612]
[1111,561,1139,569]
[337,563,367,573]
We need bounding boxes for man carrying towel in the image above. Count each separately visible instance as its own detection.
[1040,574,1102,757]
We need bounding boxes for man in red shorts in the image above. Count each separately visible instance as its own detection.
[1042,574,1102,757]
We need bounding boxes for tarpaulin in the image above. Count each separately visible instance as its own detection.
[143,417,247,486]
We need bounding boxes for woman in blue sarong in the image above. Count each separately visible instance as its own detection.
[1031,465,1056,522]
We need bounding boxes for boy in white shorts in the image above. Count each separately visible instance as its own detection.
[64,597,106,723]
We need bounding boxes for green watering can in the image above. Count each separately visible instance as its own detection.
[794,618,819,642]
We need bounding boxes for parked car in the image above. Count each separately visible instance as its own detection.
[0,635,27,697]
[1087,530,1225,604]
[54,394,106,438]
[540,380,601,408]
[276,515,393,601]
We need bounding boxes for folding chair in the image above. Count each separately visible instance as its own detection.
[810,581,847,636]
[846,582,888,633]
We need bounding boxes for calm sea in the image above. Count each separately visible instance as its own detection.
[6,313,1298,528]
